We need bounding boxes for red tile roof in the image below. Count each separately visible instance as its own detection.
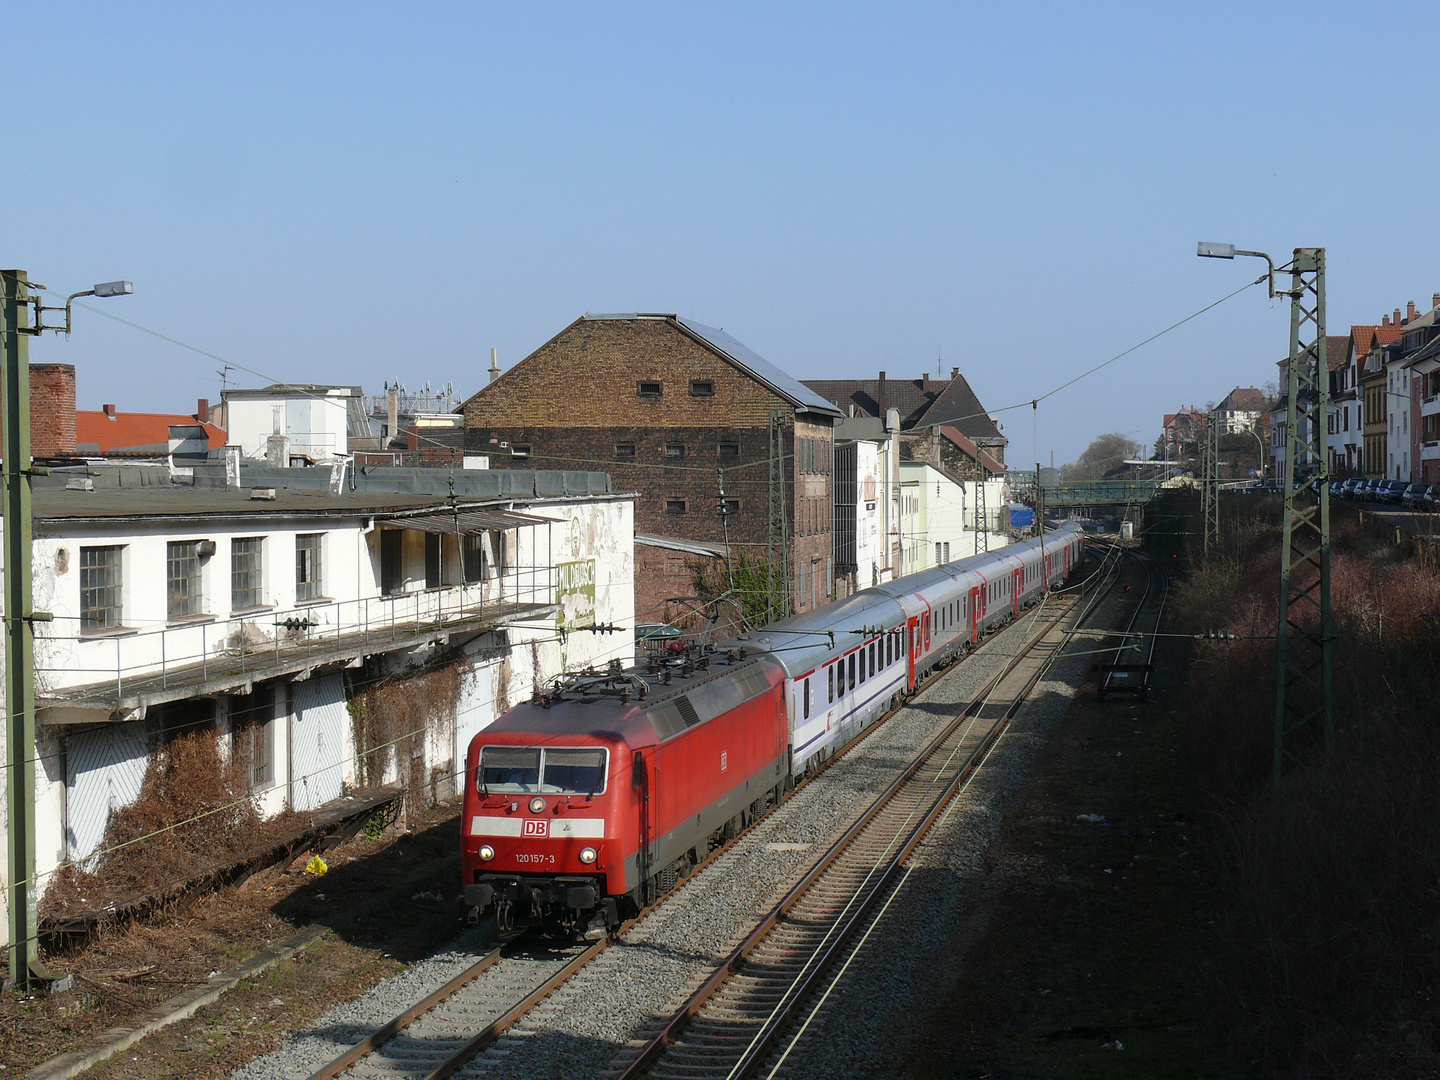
[76,410,226,454]
[1350,323,1405,359]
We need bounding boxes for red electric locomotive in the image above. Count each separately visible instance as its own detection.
[461,654,788,937]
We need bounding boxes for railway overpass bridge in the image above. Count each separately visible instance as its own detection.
[1009,476,1169,509]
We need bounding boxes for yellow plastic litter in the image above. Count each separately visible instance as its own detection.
[304,854,329,877]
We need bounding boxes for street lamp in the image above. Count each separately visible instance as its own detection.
[1197,242,1279,299]
[2,270,131,989]
[28,279,134,337]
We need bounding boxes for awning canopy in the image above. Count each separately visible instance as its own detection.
[382,508,559,535]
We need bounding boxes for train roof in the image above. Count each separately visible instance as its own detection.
[727,523,1084,678]
[479,652,783,751]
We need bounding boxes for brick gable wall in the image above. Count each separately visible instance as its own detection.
[462,317,835,614]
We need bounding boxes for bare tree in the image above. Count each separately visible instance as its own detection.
[1072,432,1144,480]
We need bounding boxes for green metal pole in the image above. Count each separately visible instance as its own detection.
[2,271,37,987]
[1273,248,1331,781]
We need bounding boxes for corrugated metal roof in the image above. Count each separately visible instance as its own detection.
[383,508,560,534]
[673,317,843,418]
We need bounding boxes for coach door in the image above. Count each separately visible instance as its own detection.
[969,586,981,643]
[906,615,920,686]
[1065,544,1072,578]
[1012,567,1023,614]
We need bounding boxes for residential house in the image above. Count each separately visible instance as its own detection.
[1270,336,1348,479]
[803,368,1008,469]
[1343,320,1405,478]
[1161,406,1205,458]
[459,313,843,623]
[1214,387,1267,435]
[1359,314,1409,479]
[4,462,634,944]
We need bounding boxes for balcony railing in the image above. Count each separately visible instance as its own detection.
[36,565,555,707]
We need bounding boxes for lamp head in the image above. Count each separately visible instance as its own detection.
[91,281,133,298]
[1196,242,1236,259]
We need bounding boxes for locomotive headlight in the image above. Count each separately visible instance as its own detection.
[529,797,546,814]
[579,847,598,864]
[478,845,495,861]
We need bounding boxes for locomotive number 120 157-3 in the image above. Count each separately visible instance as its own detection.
[514,852,556,864]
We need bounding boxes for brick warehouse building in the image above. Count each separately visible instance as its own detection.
[459,313,843,625]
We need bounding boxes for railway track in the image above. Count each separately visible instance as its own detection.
[606,570,1118,1080]
[1095,543,1170,701]
[294,553,1121,1080]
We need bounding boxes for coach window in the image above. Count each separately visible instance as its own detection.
[848,653,856,690]
[859,649,867,684]
[828,664,834,703]
[803,678,811,719]
[869,642,876,676]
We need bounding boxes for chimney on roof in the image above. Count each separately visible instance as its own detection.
[386,386,399,441]
[922,372,931,392]
[1383,313,1390,327]
[102,403,116,419]
[488,347,501,384]
[196,398,209,422]
[951,367,959,379]
[1395,307,1402,326]
[1408,300,1418,322]
[877,370,887,418]
[1433,293,1440,312]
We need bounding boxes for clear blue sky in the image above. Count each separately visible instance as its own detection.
[11,2,1435,465]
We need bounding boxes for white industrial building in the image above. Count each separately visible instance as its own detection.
[216,384,377,463]
[1,464,634,943]
[898,461,1008,574]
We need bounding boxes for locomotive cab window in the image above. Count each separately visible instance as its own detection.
[479,746,608,795]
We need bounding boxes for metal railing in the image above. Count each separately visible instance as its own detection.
[35,565,555,701]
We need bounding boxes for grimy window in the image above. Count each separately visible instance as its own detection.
[296,533,323,601]
[80,545,123,631]
[231,536,264,610]
[167,540,203,620]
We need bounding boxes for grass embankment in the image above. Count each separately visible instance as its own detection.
[1176,497,1440,1077]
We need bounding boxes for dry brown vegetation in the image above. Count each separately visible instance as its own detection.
[1176,499,1440,1076]
[42,729,301,921]
[348,660,463,811]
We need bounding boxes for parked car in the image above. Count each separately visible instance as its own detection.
[1339,477,1366,500]
[1424,485,1440,513]
[1402,482,1430,509]
[1378,479,1408,505]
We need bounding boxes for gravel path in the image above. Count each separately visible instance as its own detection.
[228,602,1066,1080]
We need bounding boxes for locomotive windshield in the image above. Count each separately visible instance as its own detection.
[479,746,609,795]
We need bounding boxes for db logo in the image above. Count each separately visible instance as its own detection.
[522,819,549,837]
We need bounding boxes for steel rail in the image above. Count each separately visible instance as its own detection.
[611,574,1112,1080]
[300,567,1107,1080]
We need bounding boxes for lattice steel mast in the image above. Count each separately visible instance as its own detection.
[1274,248,1332,778]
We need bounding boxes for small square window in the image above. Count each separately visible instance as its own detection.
[615,444,636,459]
[511,444,531,458]
[637,381,663,397]
[718,442,739,458]
[665,499,687,515]
[722,498,740,517]
[690,379,714,397]
[665,444,686,458]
